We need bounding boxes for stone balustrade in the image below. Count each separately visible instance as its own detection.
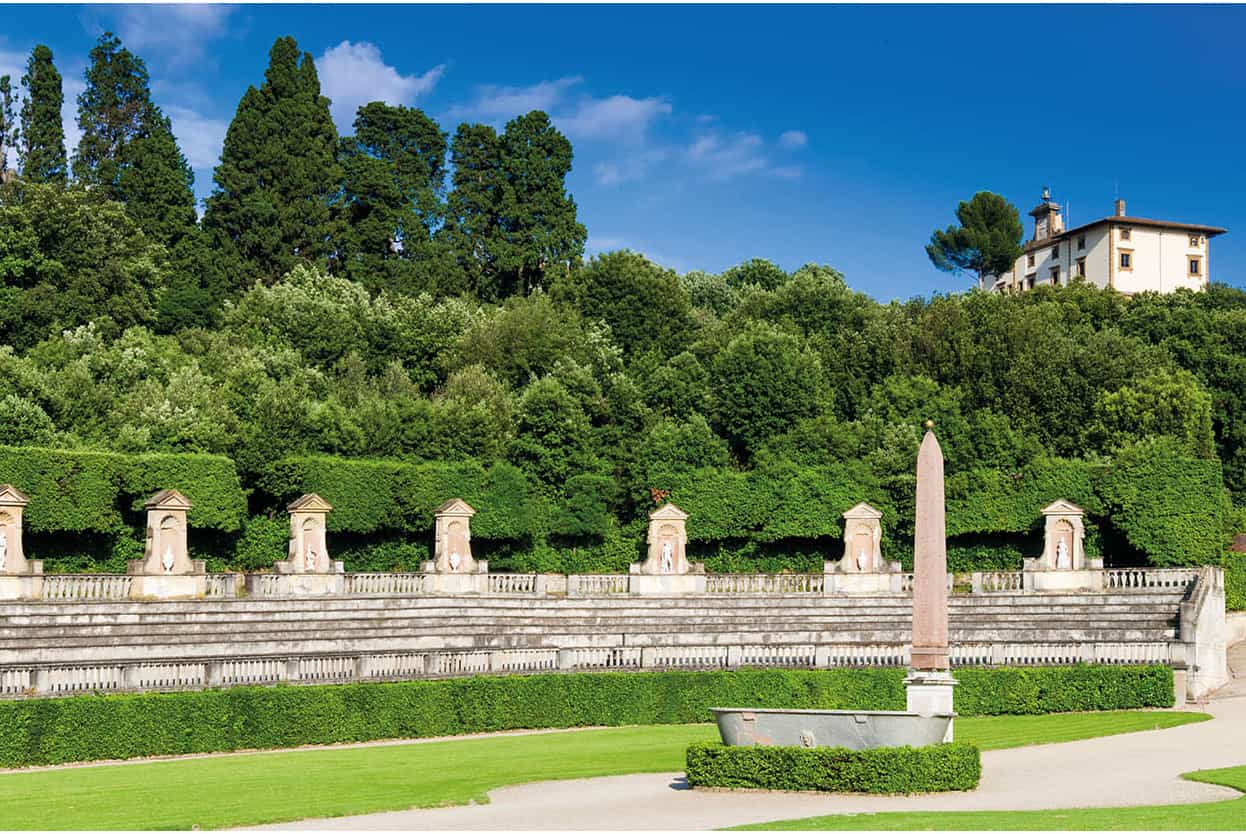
[567,574,630,595]
[487,573,538,594]
[0,638,1188,700]
[41,574,133,601]
[344,573,427,595]
[1106,567,1200,590]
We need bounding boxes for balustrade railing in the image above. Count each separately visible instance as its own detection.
[1104,568,1200,591]
[0,638,1187,700]
[344,573,426,595]
[41,574,132,601]
[488,573,537,594]
[705,573,825,594]
[568,574,630,595]
[205,574,239,598]
[974,571,1025,593]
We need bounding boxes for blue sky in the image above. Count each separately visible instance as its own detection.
[2,3,1245,300]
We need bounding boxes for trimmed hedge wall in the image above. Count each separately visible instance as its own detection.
[0,445,246,532]
[0,666,1171,767]
[685,742,981,793]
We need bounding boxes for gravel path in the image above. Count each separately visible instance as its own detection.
[254,648,1246,830]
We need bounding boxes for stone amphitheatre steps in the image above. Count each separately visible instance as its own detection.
[0,591,1187,666]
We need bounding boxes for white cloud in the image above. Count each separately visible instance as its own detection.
[62,76,85,164]
[165,105,228,171]
[99,5,235,67]
[687,131,768,180]
[446,76,582,124]
[559,94,671,142]
[592,147,671,186]
[779,129,808,149]
[318,41,444,131]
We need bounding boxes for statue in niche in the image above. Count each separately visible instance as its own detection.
[304,541,317,572]
[661,541,674,575]
[1055,538,1070,570]
[0,531,6,573]
[449,550,462,572]
[162,543,175,573]
[856,543,869,572]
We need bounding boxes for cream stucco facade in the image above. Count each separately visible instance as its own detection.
[995,191,1225,295]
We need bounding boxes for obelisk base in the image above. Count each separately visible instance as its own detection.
[904,670,958,739]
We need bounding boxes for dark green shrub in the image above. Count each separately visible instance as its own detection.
[0,665,1170,767]
[1223,553,1246,612]
[685,741,980,793]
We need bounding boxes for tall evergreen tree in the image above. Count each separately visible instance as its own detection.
[0,76,17,178]
[337,102,454,294]
[203,36,342,289]
[73,33,197,248]
[496,111,585,295]
[18,45,67,183]
[443,112,585,299]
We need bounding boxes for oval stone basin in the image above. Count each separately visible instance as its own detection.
[711,707,954,750]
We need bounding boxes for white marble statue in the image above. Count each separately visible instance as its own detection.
[449,550,462,572]
[856,545,869,572]
[1055,538,1070,570]
[304,542,317,572]
[161,543,175,572]
[0,531,6,573]
[660,541,674,574]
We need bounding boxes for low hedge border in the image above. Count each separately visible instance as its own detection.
[0,665,1172,768]
[684,741,982,793]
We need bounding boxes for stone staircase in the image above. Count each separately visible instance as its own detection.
[0,590,1187,667]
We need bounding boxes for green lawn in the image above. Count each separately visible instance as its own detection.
[735,765,1246,830]
[0,710,1208,830]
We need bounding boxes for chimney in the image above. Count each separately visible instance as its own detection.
[1115,198,1126,217]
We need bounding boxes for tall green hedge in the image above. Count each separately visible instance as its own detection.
[0,445,246,532]
[0,665,1171,767]
[946,458,1098,537]
[685,741,981,793]
[260,456,544,539]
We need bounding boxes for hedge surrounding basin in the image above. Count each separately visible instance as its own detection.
[0,665,1171,768]
[684,741,982,793]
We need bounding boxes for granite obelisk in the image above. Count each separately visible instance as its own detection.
[904,423,957,718]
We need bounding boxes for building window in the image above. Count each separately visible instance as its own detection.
[1120,227,1131,241]
[1027,253,1035,268]
[1078,235,1086,250]
[1190,234,1202,247]
[1189,256,1202,276]
[1051,245,1059,260]
[1076,257,1086,277]
[1050,267,1060,286]
[1026,276,1035,290]
[1119,251,1133,270]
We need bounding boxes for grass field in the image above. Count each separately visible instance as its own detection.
[0,710,1208,830]
[735,765,1246,830]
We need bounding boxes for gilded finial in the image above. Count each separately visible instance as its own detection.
[924,419,934,430]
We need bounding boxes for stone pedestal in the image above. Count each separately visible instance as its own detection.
[422,560,489,594]
[824,570,902,594]
[0,485,42,599]
[904,670,958,734]
[1023,559,1105,592]
[127,489,205,600]
[630,503,705,592]
[249,572,345,597]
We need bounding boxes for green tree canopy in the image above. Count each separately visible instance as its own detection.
[0,76,17,177]
[203,36,342,290]
[926,191,1024,289]
[18,45,67,184]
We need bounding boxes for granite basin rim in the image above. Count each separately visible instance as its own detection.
[710,707,956,718]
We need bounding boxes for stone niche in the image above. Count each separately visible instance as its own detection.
[630,503,705,594]
[825,502,901,594]
[422,499,489,594]
[0,485,42,600]
[256,493,345,596]
[127,490,206,599]
[1023,499,1104,591]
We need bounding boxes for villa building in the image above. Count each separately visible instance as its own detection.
[993,188,1226,294]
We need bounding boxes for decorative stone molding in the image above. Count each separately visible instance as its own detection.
[1039,499,1088,571]
[127,490,205,599]
[431,499,477,574]
[839,502,884,573]
[0,485,41,600]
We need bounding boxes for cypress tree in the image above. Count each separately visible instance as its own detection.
[74,33,197,249]
[0,76,16,178]
[203,36,342,288]
[443,122,505,298]
[18,45,67,184]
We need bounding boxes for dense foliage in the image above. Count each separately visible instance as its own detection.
[0,665,1170,767]
[0,33,1241,576]
[685,741,981,793]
